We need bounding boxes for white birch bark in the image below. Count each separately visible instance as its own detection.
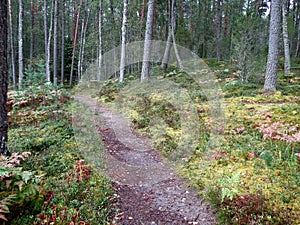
[119,0,129,83]
[53,0,58,85]
[98,0,103,81]
[46,0,54,83]
[171,0,183,69]
[61,0,65,85]
[18,0,23,89]
[282,2,290,75]
[141,0,155,82]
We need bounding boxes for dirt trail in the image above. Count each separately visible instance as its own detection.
[75,95,216,225]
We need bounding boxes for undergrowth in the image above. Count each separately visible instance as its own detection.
[1,85,113,225]
[96,61,300,224]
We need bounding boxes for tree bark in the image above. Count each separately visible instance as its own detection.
[69,0,82,86]
[53,0,58,85]
[8,0,16,89]
[216,0,222,61]
[18,0,24,89]
[46,0,54,83]
[98,0,102,81]
[120,0,129,83]
[264,0,282,92]
[30,0,35,62]
[161,0,173,71]
[141,0,156,82]
[282,2,290,75]
[61,0,65,85]
[0,0,9,156]
[171,0,183,69]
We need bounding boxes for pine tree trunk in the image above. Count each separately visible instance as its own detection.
[8,0,16,89]
[0,0,9,156]
[30,0,35,62]
[295,10,300,57]
[282,2,290,75]
[98,0,102,81]
[18,0,23,89]
[61,0,65,85]
[120,0,129,83]
[264,0,282,92]
[53,0,58,85]
[216,0,222,60]
[141,0,155,82]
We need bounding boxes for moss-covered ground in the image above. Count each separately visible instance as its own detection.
[96,60,300,225]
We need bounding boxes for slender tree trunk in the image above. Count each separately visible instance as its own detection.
[46,0,54,83]
[0,0,9,156]
[282,2,290,74]
[295,10,300,57]
[171,0,183,69]
[18,0,23,89]
[30,0,35,62]
[53,0,58,85]
[216,0,222,60]
[78,18,85,82]
[264,0,282,92]
[161,0,173,71]
[8,0,16,89]
[141,0,156,82]
[61,0,65,85]
[79,9,89,80]
[98,0,102,81]
[120,0,129,83]
[69,0,82,86]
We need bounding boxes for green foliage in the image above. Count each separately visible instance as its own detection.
[0,152,43,222]
[6,86,113,224]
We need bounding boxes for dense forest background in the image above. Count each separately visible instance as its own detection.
[7,0,300,88]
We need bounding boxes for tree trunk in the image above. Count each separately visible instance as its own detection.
[120,0,129,83]
[8,0,16,89]
[46,0,54,83]
[61,0,65,85]
[30,0,35,62]
[161,0,173,71]
[216,0,222,60]
[171,0,183,69]
[18,0,23,89]
[79,10,89,80]
[53,0,58,85]
[98,0,102,81]
[0,0,9,156]
[295,9,300,57]
[264,0,282,92]
[69,0,82,86]
[141,0,156,82]
[282,2,290,75]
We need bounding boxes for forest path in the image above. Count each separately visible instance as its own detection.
[74,95,216,225]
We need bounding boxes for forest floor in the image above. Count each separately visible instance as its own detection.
[74,95,216,225]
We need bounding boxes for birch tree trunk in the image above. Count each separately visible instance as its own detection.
[46,0,54,83]
[44,0,50,82]
[282,2,290,75]
[61,0,65,85]
[119,0,129,83]
[30,0,35,62]
[264,0,282,92]
[0,0,9,156]
[98,0,102,81]
[53,0,58,85]
[295,10,300,57]
[141,0,155,82]
[69,0,82,86]
[171,0,183,69]
[79,10,89,80]
[8,0,16,89]
[18,0,24,89]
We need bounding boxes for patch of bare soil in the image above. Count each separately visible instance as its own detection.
[75,95,216,225]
